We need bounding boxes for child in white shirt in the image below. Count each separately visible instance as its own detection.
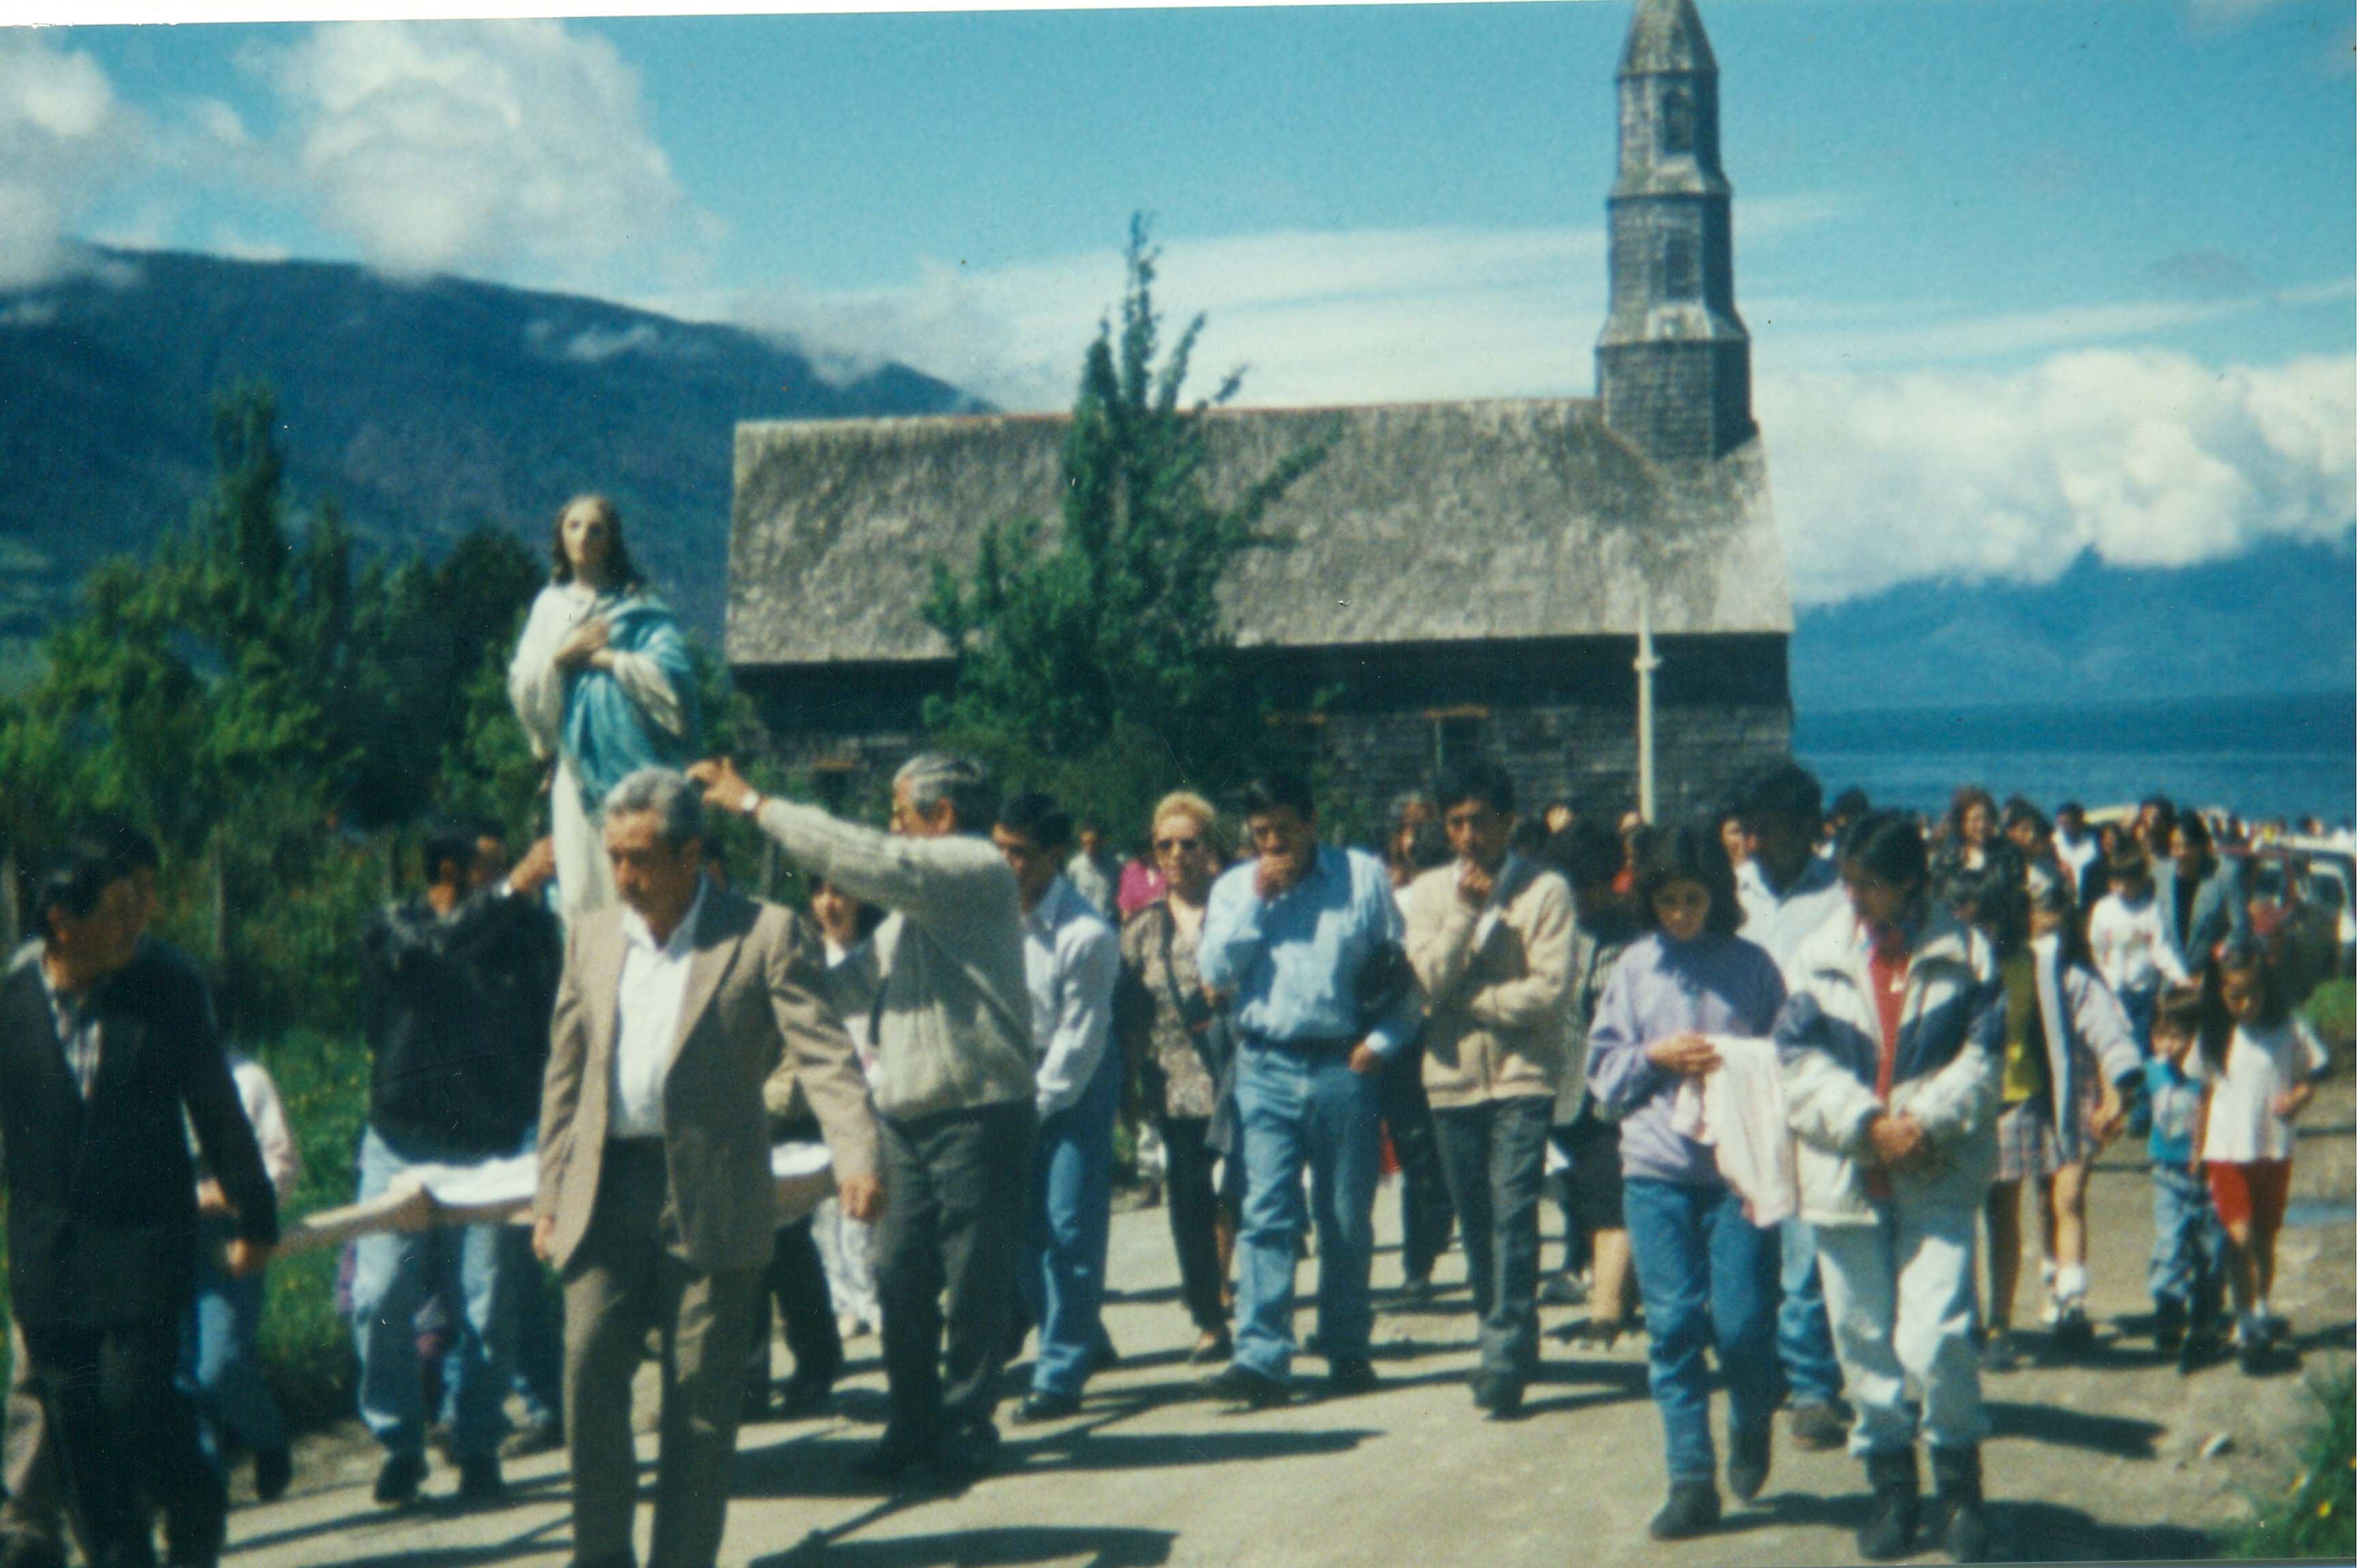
[2188,941,2328,1374]
[2087,853,2189,1050]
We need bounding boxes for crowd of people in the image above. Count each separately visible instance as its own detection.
[0,494,2340,1568]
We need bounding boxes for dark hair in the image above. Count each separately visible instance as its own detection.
[549,494,645,591]
[423,819,491,886]
[1945,785,1999,842]
[1840,811,1930,892]
[995,791,1075,855]
[36,836,125,935]
[2057,800,2085,820]
[1634,821,1743,939]
[1508,819,1548,859]
[2153,982,2204,1044]
[1829,786,1871,821]
[1544,820,1625,892]
[1732,760,1823,828]
[81,812,160,877]
[1434,759,1516,818]
[2173,813,2214,856]
[2000,796,2049,838]
[1240,771,1316,823]
[1407,819,1452,872]
[809,875,888,944]
[2197,937,2287,1071]
[1945,862,2025,956]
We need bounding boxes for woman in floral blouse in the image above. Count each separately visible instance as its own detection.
[1115,791,1241,1363]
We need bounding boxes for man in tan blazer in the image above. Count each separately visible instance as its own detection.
[534,767,881,1568]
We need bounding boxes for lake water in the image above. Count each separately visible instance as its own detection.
[1793,692,2356,826]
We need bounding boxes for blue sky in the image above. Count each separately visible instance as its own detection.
[1,0,2351,601]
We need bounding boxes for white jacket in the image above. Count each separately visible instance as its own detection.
[1775,907,2005,1226]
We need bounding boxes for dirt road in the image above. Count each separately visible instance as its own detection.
[222,1083,2354,1567]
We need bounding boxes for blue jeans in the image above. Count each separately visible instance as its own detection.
[1623,1177,1782,1483]
[181,1219,288,1468]
[2148,1164,2227,1326]
[1431,1097,1552,1383]
[1023,1051,1120,1398]
[1777,1217,1846,1406]
[350,1126,517,1462]
[1233,1042,1382,1384]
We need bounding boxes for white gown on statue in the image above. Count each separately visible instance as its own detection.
[507,581,688,924]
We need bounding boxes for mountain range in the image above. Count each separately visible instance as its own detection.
[0,247,973,653]
[1,249,2348,714]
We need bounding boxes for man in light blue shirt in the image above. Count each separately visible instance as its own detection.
[1197,771,1422,1406]
[993,794,1122,1423]
[1733,761,1853,1453]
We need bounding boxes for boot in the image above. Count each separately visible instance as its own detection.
[1929,1445,1990,1561]
[1856,1448,1919,1561]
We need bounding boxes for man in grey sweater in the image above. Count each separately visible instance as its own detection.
[692,752,1036,1481]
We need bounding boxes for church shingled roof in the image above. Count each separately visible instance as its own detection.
[725,397,1790,669]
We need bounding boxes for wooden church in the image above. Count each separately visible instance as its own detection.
[723,0,1791,825]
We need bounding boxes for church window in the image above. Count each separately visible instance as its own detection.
[1429,708,1488,772]
[1662,233,1700,301]
[1660,84,1696,156]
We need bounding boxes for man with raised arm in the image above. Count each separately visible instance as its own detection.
[692,751,1037,1481]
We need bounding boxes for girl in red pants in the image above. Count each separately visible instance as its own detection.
[2191,939,2327,1374]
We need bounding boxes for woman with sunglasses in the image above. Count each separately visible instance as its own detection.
[1114,792,1242,1363]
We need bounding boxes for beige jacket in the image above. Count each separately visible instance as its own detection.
[536,883,881,1274]
[1401,856,1576,1109]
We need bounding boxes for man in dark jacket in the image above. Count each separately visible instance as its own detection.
[0,831,279,1568]
[352,820,560,1506]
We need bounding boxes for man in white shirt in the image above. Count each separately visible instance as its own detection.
[993,794,1122,1423]
[534,769,879,1568]
[1731,762,1853,1453]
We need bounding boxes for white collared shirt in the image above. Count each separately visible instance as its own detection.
[610,880,709,1139]
[1021,876,1120,1121]
[1736,854,1851,991]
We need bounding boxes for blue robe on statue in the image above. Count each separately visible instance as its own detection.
[562,592,701,815]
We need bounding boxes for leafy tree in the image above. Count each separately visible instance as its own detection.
[922,216,1327,833]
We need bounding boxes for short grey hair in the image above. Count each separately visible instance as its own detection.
[893,752,995,835]
[604,766,706,849]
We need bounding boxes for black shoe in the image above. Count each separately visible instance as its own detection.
[1929,1445,1990,1562]
[1857,1449,1919,1561]
[2050,1301,2095,1358]
[502,1415,565,1460]
[1201,1361,1289,1411]
[1981,1325,2020,1374]
[2179,1326,2223,1374]
[1396,1273,1435,1303]
[852,1430,934,1483]
[779,1376,836,1419]
[2236,1333,2268,1376]
[2152,1297,2187,1355]
[252,1444,292,1503]
[1788,1398,1848,1451]
[1188,1330,1234,1366]
[1469,1371,1525,1418]
[372,1450,426,1507]
[1325,1356,1379,1396]
[1647,1479,1722,1541]
[1011,1389,1083,1425]
[456,1455,506,1505]
[932,1421,1000,1481]
[1726,1425,1772,1503]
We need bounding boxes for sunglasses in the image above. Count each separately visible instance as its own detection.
[1154,836,1203,854]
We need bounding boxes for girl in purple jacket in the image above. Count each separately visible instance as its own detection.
[1586,823,1788,1541]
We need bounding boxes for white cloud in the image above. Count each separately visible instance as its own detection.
[1762,349,2356,603]
[0,34,136,289]
[727,224,1614,412]
[271,20,690,282]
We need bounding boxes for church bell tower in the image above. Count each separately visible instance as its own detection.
[1596,0,1756,464]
